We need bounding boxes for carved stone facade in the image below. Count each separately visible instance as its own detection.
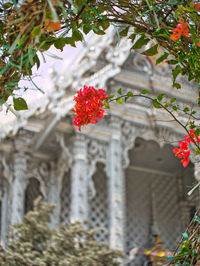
[0,29,199,265]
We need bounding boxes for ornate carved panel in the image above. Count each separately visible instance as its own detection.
[125,169,183,266]
[88,163,109,242]
[60,170,71,224]
[87,139,107,198]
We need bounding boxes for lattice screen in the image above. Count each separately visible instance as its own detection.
[125,169,182,266]
[60,170,71,224]
[88,163,109,242]
[24,178,41,214]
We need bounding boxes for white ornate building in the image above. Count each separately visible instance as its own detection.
[0,29,199,265]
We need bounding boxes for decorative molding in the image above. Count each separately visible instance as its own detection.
[121,119,184,169]
[55,132,73,190]
[26,161,51,198]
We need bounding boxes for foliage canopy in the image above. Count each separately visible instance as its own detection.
[0,197,123,266]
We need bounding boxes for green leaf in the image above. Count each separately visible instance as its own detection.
[64,37,76,47]
[31,26,41,37]
[131,36,150,50]
[13,97,28,111]
[83,24,92,34]
[34,54,40,70]
[72,30,83,41]
[173,82,181,89]
[172,105,178,111]
[154,28,170,39]
[117,88,122,95]
[183,107,189,113]
[142,44,158,56]
[167,59,178,65]
[125,91,134,102]
[101,21,110,31]
[116,97,122,105]
[156,52,169,65]
[141,89,150,94]
[119,27,129,37]
[129,33,136,42]
[93,28,105,35]
[194,147,200,157]
[152,99,161,108]
[195,128,200,137]
[172,65,182,82]
[157,93,164,102]
[104,102,110,109]
[127,91,134,97]
[182,232,189,239]
[54,38,66,50]
[170,98,176,103]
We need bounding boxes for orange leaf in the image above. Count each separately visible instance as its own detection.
[44,20,61,32]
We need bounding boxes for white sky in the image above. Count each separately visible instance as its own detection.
[0,43,82,124]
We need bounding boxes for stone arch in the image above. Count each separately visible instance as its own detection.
[124,137,196,266]
[24,177,42,214]
[88,162,109,243]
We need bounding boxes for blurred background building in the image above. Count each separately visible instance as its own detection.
[0,29,199,265]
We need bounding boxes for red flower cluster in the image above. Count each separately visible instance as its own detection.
[191,1,200,11]
[173,129,200,167]
[173,142,190,168]
[72,85,108,131]
[170,19,189,40]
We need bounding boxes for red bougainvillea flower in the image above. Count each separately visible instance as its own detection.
[191,2,200,11]
[195,3,200,11]
[184,129,197,143]
[181,155,190,168]
[179,141,189,150]
[173,129,200,167]
[72,85,108,131]
[173,140,191,167]
[173,147,184,158]
[197,42,200,47]
[170,20,189,40]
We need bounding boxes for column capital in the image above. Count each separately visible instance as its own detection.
[72,134,87,161]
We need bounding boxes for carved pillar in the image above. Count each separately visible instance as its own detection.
[70,134,88,223]
[194,162,200,181]
[106,117,125,251]
[48,169,62,228]
[1,187,8,245]
[10,152,27,224]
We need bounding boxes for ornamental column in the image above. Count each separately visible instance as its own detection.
[106,117,125,251]
[70,134,88,223]
[47,169,62,228]
[10,152,28,224]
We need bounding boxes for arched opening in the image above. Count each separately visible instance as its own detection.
[24,178,42,214]
[60,170,71,224]
[88,163,109,242]
[125,137,196,265]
